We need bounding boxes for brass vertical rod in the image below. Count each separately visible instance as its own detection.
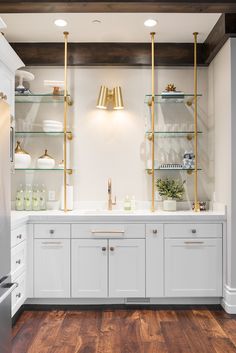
[151,32,156,212]
[63,31,69,212]
[193,32,200,212]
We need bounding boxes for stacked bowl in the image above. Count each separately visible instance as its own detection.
[43,120,63,133]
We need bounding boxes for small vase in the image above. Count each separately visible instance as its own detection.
[163,199,177,211]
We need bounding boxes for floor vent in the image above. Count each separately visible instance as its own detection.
[126,298,151,304]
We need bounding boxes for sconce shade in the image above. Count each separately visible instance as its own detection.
[96,85,108,109]
[113,86,124,110]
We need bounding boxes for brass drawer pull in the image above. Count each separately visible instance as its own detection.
[102,247,107,252]
[49,229,55,234]
[191,229,197,234]
[110,247,115,252]
[184,241,204,245]
[153,229,158,234]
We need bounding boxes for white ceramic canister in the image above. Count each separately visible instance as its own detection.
[163,199,177,211]
[37,150,55,169]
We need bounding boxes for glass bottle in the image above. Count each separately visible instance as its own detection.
[15,184,24,211]
[32,184,40,211]
[40,184,47,211]
[24,184,32,211]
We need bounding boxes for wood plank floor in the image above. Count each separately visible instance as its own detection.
[12,307,236,353]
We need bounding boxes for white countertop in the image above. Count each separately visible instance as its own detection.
[11,209,226,229]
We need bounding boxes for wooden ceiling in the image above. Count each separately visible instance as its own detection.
[1,0,236,13]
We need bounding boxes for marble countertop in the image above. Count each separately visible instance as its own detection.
[11,209,226,229]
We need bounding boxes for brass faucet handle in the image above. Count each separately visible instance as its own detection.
[112,195,117,206]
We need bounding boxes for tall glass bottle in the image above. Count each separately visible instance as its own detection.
[40,184,47,210]
[15,184,24,211]
[32,184,40,211]
[24,184,32,211]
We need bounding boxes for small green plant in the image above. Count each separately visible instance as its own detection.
[156,178,185,200]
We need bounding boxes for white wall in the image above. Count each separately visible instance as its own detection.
[12,66,211,208]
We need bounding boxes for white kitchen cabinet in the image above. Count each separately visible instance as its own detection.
[165,238,222,297]
[146,224,164,297]
[109,239,145,298]
[11,272,26,316]
[34,239,70,298]
[71,239,108,298]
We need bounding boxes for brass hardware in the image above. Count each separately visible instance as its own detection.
[67,132,73,140]
[187,134,193,141]
[96,85,124,110]
[91,230,125,234]
[153,229,158,234]
[165,84,176,92]
[110,247,115,252]
[15,141,29,155]
[184,241,204,245]
[0,92,7,100]
[16,234,22,239]
[186,99,193,107]
[193,32,200,212]
[63,31,69,212]
[38,149,54,160]
[49,229,55,234]
[102,247,107,252]
[150,32,156,212]
[191,229,197,234]
[108,178,117,211]
[187,170,193,175]
[147,169,153,175]
[147,132,153,141]
[148,100,152,107]
[16,259,21,265]
[67,169,73,175]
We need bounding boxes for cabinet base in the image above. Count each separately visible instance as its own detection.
[222,285,236,313]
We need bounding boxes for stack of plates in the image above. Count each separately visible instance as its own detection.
[43,120,63,132]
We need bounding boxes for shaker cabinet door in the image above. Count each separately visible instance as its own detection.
[165,238,222,297]
[109,239,145,298]
[34,239,70,298]
[71,239,108,298]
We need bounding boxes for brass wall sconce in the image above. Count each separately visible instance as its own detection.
[96,85,124,110]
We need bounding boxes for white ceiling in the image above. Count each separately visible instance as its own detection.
[1,13,221,43]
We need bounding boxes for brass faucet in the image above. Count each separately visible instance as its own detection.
[108,178,116,211]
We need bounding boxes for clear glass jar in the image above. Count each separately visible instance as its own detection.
[32,184,40,211]
[15,184,24,211]
[40,184,47,210]
[24,184,32,211]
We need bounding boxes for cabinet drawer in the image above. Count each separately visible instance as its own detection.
[71,223,145,239]
[11,224,27,248]
[164,223,222,238]
[12,272,26,316]
[11,241,26,280]
[34,224,70,239]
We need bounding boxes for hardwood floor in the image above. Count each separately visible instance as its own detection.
[12,306,236,353]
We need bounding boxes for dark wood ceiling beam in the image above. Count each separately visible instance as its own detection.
[205,13,236,64]
[2,1,236,13]
[10,42,206,67]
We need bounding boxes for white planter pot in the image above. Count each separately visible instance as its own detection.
[163,199,177,211]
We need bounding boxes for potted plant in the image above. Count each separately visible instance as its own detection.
[156,177,185,211]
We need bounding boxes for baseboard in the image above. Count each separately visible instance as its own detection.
[222,285,236,313]
[12,304,25,326]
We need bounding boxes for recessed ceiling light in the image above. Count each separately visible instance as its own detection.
[92,19,102,24]
[54,19,68,27]
[144,19,157,27]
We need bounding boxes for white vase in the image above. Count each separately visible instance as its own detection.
[163,199,177,211]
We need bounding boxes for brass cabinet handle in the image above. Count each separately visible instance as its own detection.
[102,247,107,252]
[110,247,115,252]
[191,229,197,234]
[49,229,55,234]
[153,229,158,234]
[184,241,204,245]
[16,259,21,265]
[16,234,22,239]
[91,230,125,234]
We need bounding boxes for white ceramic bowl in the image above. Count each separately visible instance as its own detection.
[15,154,31,169]
[43,125,63,133]
[43,120,62,125]
[37,158,55,169]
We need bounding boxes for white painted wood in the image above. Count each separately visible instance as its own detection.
[11,241,26,281]
[71,223,145,239]
[164,223,222,238]
[34,223,70,239]
[11,272,26,317]
[27,224,34,298]
[109,239,145,298]
[34,239,70,298]
[0,34,24,73]
[165,238,222,297]
[71,239,108,298]
[146,224,164,297]
[11,224,27,248]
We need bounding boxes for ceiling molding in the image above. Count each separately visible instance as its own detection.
[2,1,236,13]
[10,42,206,67]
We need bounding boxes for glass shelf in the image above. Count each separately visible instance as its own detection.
[15,131,70,136]
[145,131,202,137]
[145,94,202,104]
[15,93,72,104]
[146,167,202,172]
[14,168,72,174]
